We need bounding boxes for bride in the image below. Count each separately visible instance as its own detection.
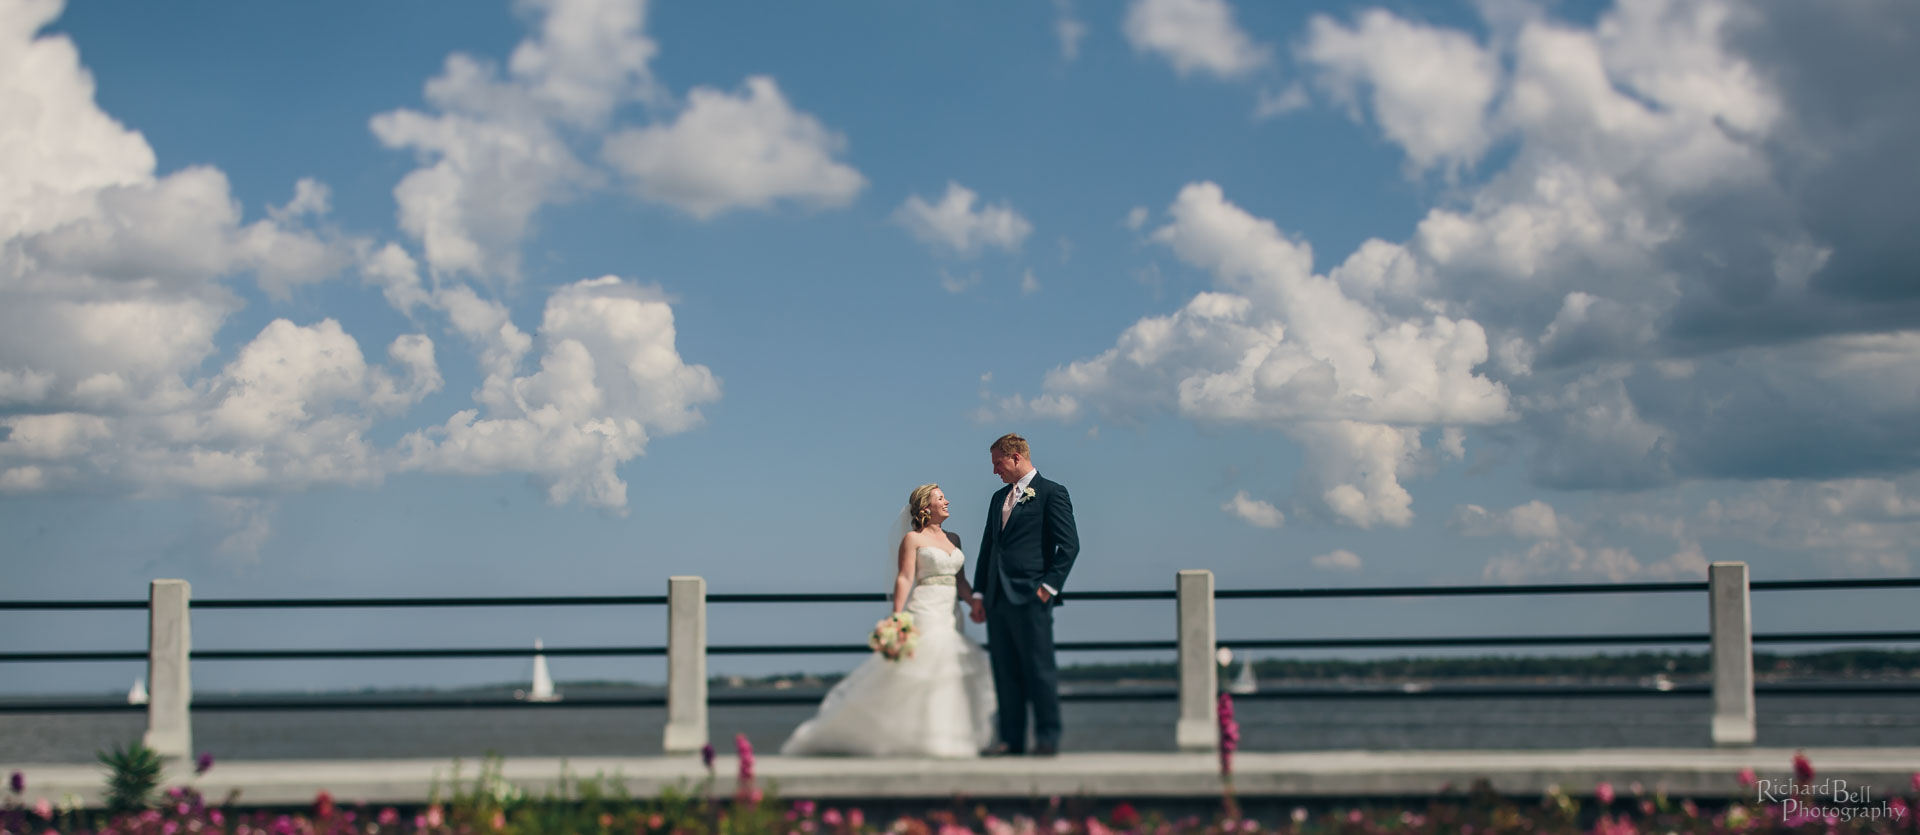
[780,484,997,757]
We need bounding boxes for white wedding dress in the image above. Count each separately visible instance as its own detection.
[780,546,997,757]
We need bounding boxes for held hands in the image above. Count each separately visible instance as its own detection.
[967,594,986,623]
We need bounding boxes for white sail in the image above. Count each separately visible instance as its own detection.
[1227,660,1257,695]
[127,677,149,705]
[528,639,561,702]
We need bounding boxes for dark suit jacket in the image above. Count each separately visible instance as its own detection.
[974,474,1079,607]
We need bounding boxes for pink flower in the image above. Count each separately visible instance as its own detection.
[649,814,666,829]
[849,809,865,829]
[1793,751,1815,783]
[426,804,445,828]
[737,733,756,781]
[797,800,818,818]
[491,810,506,830]
[209,810,224,826]
[1109,803,1139,829]
[824,809,845,827]
[34,798,53,819]
[378,807,399,826]
[1595,782,1615,805]
[195,753,214,775]
[1346,810,1363,824]
[313,791,335,819]
[1736,767,1757,787]
[1051,819,1072,835]
[1216,692,1239,776]
[1911,772,1920,793]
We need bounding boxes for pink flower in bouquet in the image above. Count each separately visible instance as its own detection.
[1736,768,1757,788]
[1594,782,1615,805]
[1792,751,1815,783]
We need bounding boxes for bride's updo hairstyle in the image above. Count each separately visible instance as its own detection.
[908,483,940,531]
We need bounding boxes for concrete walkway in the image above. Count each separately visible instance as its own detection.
[7,748,1919,808]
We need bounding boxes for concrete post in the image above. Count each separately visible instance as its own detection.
[1709,561,1756,746]
[1175,569,1218,751]
[144,579,192,760]
[663,576,708,754]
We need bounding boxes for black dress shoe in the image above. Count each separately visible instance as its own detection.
[1032,743,1058,757]
[982,743,1020,757]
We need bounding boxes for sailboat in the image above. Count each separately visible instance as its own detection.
[1227,659,1258,695]
[526,639,561,702]
[127,677,148,705]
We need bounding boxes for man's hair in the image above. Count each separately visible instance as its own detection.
[990,433,1030,458]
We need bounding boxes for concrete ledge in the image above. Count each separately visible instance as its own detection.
[7,749,1918,808]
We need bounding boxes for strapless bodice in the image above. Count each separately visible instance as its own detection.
[914,545,965,586]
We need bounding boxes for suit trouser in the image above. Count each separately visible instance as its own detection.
[985,598,1061,750]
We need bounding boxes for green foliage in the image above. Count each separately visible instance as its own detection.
[94,739,163,812]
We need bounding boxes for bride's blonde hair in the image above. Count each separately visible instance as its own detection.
[908,483,940,531]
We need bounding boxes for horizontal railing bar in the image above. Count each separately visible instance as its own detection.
[13,631,1920,664]
[1217,582,1708,599]
[0,651,147,663]
[707,640,1179,655]
[1753,631,1920,643]
[193,596,669,609]
[192,647,668,660]
[1751,578,1920,591]
[3,577,1912,612]
[1222,634,1708,649]
[0,601,147,611]
[5,682,1914,715]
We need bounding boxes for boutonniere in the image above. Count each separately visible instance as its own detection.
[1017,486,1037,504]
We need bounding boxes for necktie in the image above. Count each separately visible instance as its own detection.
[1001,485,1016,528]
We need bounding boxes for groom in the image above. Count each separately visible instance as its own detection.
[969,433,1079,756]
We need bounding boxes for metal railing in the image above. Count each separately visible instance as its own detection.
[3,564,1917,755]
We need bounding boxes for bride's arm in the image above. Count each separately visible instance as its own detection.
[950,534,975,599]
[892,536,916,615]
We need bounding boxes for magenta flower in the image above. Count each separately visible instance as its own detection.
[1792,750,1815,783]
[848,808,865,828]
[34,798,53,819]
[1911,772,1919,792]
[195,753,214,775]
[1216,691,1240,776]
[823,809,845,827]
[1736,767,1757,787]
[7,770,21,794]
[1594,782,1615,805]
[736,733,756,781]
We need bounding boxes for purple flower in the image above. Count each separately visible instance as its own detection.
[702,742,716,772]
[7,770,21,794]
[195,753,214,775]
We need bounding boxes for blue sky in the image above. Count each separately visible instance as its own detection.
[4,0,1918,694]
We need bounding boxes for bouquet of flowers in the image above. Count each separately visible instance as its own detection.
[869,612,919,661]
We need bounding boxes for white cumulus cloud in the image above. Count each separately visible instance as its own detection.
[602,76,866,219]
[1223,490,1285,528]
[1123,0,1270,80]
[893,183,1034,257]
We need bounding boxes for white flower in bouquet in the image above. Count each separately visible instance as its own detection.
[868,611,919,661]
